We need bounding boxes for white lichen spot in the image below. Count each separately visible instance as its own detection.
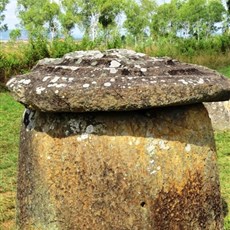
[47,156,51,160]
[157,166,161,170]
[83,83,90,88]
[197,78,204,84]
[36,86,46,95]
[110,60,121,68]
[50,76,60,83]
[68,77,74,82]
[24,79,31,85]
[92,81,97,85]
[77,133,89,141]
[104,82,111,87]
[110,78,116,82]
[146,144,155,156]
[141,79,147,82]
[43,76,51,82]
[55,65,79,71]
[94,52,104,59]
[62,77,67,81]
[161,80,166,83]
[110,68,118,74]
[150,160,155,165]
[185,144,191,152]
[56,83,66,88]
[65,130,70,136]
[18,79,31,85]
[47,83,67,88]
[69,119,81,133]
[135,139,140,145]
[137,52,146,57]
[141,68,147,72]
[159,140,170,150]
[178,79,188,85]
[6,77,16,87]
[150,170,157,175]
[150,81,157,84]
[135,64,141,68]
[86,125,94,134]
[55,90,59,94]
[127,76,133,80]
[128,140,133,145]
[91,61,98,66]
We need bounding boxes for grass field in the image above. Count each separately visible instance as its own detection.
[219,66,230,78]
[0,68,229,229]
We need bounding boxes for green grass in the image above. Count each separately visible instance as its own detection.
[215,132,230,229]
[0,89,229,229]
[0,88,23,229]
[218,66,230,78]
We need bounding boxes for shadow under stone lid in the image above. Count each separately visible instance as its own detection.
[6,49,230,112]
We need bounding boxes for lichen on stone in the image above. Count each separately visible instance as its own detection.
[6,49,230,112]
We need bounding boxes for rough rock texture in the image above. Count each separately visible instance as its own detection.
[17,104,223,229]
[204,100,230,131]
[6,49,230,112]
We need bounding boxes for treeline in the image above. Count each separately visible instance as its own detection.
[1,0,229,42]
[1,0,230,83]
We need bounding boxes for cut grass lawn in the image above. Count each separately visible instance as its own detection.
[0,86,229,229]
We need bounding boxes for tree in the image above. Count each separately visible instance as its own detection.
[59,0,79,37]
[227,0,230,12]
[17,0,60,40]
[205,0,225,36]
[73,0,124,41]
[223,0,230,34]
[178,0,225,40]
[124,0,156,39]
[151,0,181,39]
[0,0,9,31]
[9,28,22,41]
[43,1,60,40]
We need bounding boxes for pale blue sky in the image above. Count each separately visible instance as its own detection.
[4,0,167,29]
[5,0,17,29]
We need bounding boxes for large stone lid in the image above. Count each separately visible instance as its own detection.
[6,49,230,112]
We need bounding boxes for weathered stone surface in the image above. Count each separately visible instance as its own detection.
[204,100,230,131]
[17,104,223,229]
[7,49,230,112]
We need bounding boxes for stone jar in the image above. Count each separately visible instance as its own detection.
[7,49,230,230]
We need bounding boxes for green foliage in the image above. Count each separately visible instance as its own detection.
[17,0,60,40]
[59,0,79,36]
[48,37,80,58]
[124,0,156,38]
[215,132,230,228]
[151,0,180,38]
[0,0,9,31]
[227,0,230,12]
[0,45,30,83]
[9,29,22,41]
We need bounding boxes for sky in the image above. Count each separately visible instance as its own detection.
[5,0,17,29]
[4,0,168,29]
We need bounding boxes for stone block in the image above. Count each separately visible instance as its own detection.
[7,49,230,229]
